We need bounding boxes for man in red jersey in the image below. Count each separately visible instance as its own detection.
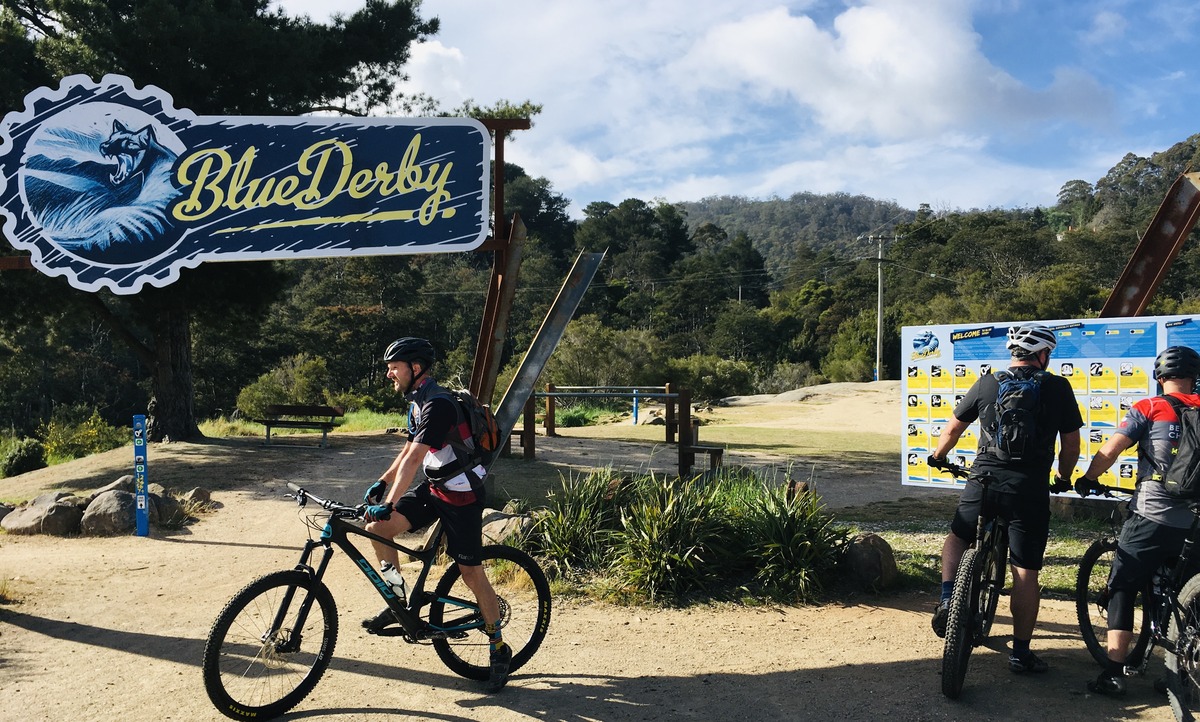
[1076,346,1200,696]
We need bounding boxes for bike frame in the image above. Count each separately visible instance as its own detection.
[284,490,485,644]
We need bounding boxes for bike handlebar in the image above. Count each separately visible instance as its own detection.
[286,482,366,518]
[1074,478,1131,499]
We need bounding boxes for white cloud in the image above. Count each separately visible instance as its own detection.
[275,0,1186,218]
[1081,9,1128,46]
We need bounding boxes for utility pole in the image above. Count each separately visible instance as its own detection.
[875,234,883,382]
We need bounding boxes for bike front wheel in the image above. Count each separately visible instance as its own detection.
[429,545,552,680]
[942,547,980,699]
[202,569,338,721]
[1167,574,1200,721]
[1076,537,1152,668]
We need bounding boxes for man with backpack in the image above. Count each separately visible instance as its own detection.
[359,336,512,693]
[928,323,1082,673]
[1075,345,1200,696]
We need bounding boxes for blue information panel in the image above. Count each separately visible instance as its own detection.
[901,314,1193,492]
[132,415,149,537]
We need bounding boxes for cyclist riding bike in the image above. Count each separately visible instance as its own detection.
[361,336,512,693]
[1075,345,1200,697]
[928,323,1082,674]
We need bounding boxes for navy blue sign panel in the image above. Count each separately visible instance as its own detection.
[0,75,491,294]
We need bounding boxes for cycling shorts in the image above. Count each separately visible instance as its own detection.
[394,482,484,566]
[1109,512,1190,595]
[950,472,1050,570]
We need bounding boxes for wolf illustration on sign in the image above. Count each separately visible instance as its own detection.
[20,112,181,264]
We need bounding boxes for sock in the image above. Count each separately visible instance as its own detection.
[940,580,953,602]
[1105,657,1125,676]
[484,621,504,652]
[1012,638,1031,658]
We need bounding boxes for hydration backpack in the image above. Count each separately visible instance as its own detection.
[985,370,1046,463]
[437,388,501,464]
[1158,395,1200,499]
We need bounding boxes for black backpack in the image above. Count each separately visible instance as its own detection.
[985,370,1047,463]
[433,388,501,467]
[1158,395,1200,499]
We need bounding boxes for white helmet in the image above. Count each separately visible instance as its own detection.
[1005,324,1057,355]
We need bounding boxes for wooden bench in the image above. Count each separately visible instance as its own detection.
[256,404,345,448]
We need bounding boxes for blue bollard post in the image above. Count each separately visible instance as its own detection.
[632,389,639,425]
[132,415,150,537]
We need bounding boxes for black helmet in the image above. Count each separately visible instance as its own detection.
[383,337,435,367]
[1154,346,1200,380]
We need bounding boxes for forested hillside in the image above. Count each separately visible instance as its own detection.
[2,46,1200,456]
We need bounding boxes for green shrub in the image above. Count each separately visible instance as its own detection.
[528,470,626,574]
[557,404,604,427]
[744,485,849,602]
[2,438,47,477]
[522,465,849,605]
[609,475,732,603]
[754,361,825,394]
[664,354,754,401]
[41,410,126,462]
[236,354,332,419]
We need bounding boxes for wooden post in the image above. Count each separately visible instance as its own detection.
[545,383,557,437]
[665,382,676,444]
[522,395,536,460]
[678,388,693,479]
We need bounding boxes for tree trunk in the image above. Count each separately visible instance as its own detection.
[146,305,203,442]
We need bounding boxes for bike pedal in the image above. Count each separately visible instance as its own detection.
[368,626,407,637]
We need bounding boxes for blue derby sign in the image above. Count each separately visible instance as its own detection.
[0,75,491,294]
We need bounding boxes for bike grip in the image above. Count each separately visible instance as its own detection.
[287,482,302,494]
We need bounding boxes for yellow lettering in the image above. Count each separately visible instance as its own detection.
[225,147,259,210]
[295,139,352,210]
[172,132,468,228]
[173,149,232,221]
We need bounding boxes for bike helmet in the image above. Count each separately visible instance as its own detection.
[383,337,436,367]
[1154,346,1200,380]
[1005,324,1057,355]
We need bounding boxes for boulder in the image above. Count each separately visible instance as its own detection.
[843,532,899,591]
[81,490,138,535]
[152,492,189,526]
[0,501,13,523]
[1,492,85,536]
[93,475,136,500]
[482,509,534,545]
[80,490,161,536]
[182,487,212,505]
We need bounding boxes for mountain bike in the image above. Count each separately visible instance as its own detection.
[1074,478,1200,721]
[940,462,1010,700]
[202,482,552,721]
[1074,482,1154,670]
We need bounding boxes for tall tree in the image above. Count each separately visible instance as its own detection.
[1,0,438,440]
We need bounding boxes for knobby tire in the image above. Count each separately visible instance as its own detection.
[429,545,552,680]
[202,569,338,721]
[942,548,980,699]
[1167,574,1200,721]
[976,529,1007,643]
[1075,538,1152,668]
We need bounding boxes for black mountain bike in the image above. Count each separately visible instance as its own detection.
[941,463,1010,700]
[202,482,552,721]
[1074,479,1200,721]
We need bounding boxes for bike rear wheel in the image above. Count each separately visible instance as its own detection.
[203,569,338,720]
[975,529,1008,643]
[1167,574,1200,721]
[942,547,980,699]
[429,545,552,680]
[1076,537,1152,668]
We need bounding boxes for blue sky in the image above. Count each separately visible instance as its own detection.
[278,0,1200,218]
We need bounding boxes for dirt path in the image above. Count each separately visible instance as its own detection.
[0,388,1180,721]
